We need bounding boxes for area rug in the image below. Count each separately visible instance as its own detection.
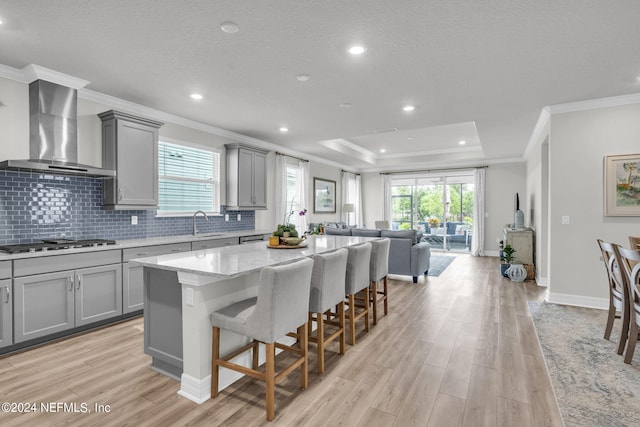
[427,255,455,276]
[529,301,640,427]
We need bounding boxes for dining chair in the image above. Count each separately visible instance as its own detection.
[596,239,630,355]
[210,257,314,421]
[617,247,640,364]
[629,236,640,250]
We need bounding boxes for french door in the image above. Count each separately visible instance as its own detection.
[390,172,475,252]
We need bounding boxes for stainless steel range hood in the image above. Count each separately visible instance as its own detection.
[0,80,116,177]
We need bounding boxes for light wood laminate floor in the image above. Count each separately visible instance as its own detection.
[0,254,564,426]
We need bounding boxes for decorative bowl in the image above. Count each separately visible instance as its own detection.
[282,237,305,246]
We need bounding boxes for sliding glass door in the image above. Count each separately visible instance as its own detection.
[390,172,475,252]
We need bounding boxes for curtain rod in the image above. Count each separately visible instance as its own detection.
[275,152,309,163]
[380,165,488,175]
[341,169,361,176]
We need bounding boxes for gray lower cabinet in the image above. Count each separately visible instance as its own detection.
[15,264,122,342]
[123,243,191,314]
[75,264,123,326]
[14,271,75,342]
[0,279,12,349]
[13,250,123,343]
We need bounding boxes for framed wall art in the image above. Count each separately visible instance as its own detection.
[313,177,336,213]
[604,153,640,216]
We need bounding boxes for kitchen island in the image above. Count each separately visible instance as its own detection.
[131,234,377,404]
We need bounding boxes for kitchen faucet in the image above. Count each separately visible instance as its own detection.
[192,210,209,235]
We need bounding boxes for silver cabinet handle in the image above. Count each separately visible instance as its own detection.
[171,248,183,252]
[76,274,81,290]
[137,252,149,256]
[69,276,74,292]
[119,188,124,201]
[4,286,9,304]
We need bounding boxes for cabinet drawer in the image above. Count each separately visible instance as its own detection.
[14,250,122,277]
[123,243,191,262]
[191,237,238,250]
[0,261,11,280]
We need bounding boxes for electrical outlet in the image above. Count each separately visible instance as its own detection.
[224,214,229,221]
[237,214,241,221]
[561,215,570,225]
[131,215,138,225]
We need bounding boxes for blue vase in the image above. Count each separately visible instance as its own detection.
[500,264,510,277]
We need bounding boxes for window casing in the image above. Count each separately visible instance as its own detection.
[157,140,221,215]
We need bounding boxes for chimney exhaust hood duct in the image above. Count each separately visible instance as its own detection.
[0,79,116,177]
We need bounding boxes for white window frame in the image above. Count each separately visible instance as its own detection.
[156,137,221,217]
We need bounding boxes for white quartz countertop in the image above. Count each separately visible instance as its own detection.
[130,235,377,281]
[0,229,272,261]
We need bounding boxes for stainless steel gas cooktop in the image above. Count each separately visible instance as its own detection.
[0,238,116,254]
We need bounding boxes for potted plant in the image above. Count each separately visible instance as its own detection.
[273,198,307,244]
[500,244,516,277]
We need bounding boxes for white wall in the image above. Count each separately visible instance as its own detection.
[0,78,29,159]
[484,162,528,254]
[547,103,640,307]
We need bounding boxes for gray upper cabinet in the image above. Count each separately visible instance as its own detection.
[0,280,12,349]
[99,110,163,210]
[225,144,268,209]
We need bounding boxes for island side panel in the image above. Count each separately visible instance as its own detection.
[143,267,183,379]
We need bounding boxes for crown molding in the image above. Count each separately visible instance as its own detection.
[21,64,89,88]
[523,107,550,161]
[0,63,26,82]
[549,92,640,115]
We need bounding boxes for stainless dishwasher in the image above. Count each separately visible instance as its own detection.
[239,234,268,244]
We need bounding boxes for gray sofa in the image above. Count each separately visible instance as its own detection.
[326,227,431,283]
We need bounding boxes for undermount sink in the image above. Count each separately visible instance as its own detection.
[192,233,225,238]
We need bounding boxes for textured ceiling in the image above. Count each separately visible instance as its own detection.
[1,0,640,171]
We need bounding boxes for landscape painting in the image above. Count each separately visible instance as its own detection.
[604,154,640,216]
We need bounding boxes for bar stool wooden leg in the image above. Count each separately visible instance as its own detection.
[211,326,220,398]
[317,313,325,374]
[338,301,345,354]
[371,280,378,325]
[383,276,388,315]
[348,294,356,345]
[363,287,370,332]
[265,342,276,421]
[300,324,308,389]
[252,340,259,370]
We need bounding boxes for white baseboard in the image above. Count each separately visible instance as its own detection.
[547,292,608,310]
[484,250,500,257]
[535,274,548,287]
[178,373,210,404]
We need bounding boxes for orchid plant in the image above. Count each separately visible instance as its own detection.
[274,197,307,238]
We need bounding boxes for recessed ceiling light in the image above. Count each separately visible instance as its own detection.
[190,93,203,100]
[402,105,415,112]
[348,45,367,55]
[379,148,386,153]
[459,140,467,145]
[407,137,414,140]
[0,18,4,25]
[339,102,352,109]
[220,22,239,33]
[296,74,310,82]
[279,127,289,133]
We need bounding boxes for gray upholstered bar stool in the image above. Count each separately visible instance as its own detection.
[369,238,390,325]
[308,248,348,374]
[344,242,372,346]
[210,257,314,422]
